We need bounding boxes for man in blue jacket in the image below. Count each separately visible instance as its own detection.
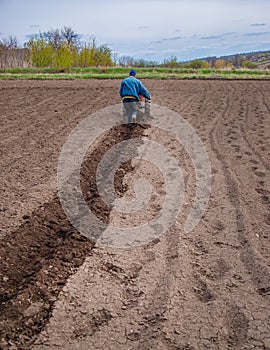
[119,69,151,123]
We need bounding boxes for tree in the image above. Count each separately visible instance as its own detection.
[187,59,209,69]
[61,26,79,46]
[214,59,227,69]
[78,44,96,67]
[231,54,243,68]
[2,35,19,49]
[242,60,258,69]
[111,50,119,65]
[42,29,62,49]
[163,56,178,68]
[0,36,29,68]
[1,26,115,69]
[26,38,54,67]
[96,45,113,67]
[118,56,135,67]
[54,42,77,68]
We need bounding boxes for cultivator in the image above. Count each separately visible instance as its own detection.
[122,96,151,123]
[137,96,151,121]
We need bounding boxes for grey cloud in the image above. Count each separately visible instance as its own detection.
[250,23,266,27]
[201,35,223,40]
[200,32,237,40]
[163,36,182,42]
[163,36,182,41]
[137,26,150,30]
[243,31,270,37]
[150,36,182,44]
[30,25,40,29]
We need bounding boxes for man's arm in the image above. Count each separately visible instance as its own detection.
[119,81,124,97]
[138,81,151,99]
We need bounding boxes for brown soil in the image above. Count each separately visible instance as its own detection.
[0,80,270,350]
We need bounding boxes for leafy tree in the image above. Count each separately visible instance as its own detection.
[242,60,258,69]
[78,45,96,67]
[213,59,233,69]
[54,42,77,68]
[26,38,54,67]
[215,59,227,69]
[95,45,113,67]
[187,59,209,69]
[163,56,178,68]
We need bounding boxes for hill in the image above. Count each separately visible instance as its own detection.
[200,50,270,68]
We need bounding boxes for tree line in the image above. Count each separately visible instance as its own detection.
[0,27,114,68]
[0,26,264,69]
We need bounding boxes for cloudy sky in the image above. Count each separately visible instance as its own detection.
[0,0,270,61]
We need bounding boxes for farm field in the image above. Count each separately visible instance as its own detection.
[0,80,270,349]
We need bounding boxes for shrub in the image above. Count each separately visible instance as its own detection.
[27,38,54,67]
[186,59,209,69]
[242,60,258,69]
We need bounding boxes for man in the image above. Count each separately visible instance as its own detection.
[119,69,151,123]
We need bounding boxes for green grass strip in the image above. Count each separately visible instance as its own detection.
[0,67,269,80]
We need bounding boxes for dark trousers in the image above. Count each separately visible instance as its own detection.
[123,98,138,123]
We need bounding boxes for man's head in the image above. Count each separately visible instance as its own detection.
[129,69,136,77]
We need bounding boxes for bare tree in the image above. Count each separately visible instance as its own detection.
[43,29,62,49]
[111,50,119,65]
[2,35,19,49]
[61,26,79,46]
[118,56,135,67]
[0,36,29,68]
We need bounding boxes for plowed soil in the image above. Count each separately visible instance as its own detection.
[0,80,269,350]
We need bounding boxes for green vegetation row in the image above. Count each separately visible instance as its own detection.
[1,67,269,75]
[0,67,270,80]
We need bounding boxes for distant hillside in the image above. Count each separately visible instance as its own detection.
[200,50,270,68]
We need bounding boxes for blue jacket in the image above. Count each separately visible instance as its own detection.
[119,76,151,100]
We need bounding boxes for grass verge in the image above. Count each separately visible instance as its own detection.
[0,67,270,80]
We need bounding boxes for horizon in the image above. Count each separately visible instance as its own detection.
[0,0,270,62]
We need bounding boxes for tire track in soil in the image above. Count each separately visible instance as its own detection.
[108,93,209,349]
[0,124,145,350]
[188,81,212,126]
[226,304,249,348]
[209,84,270,346]
[236,90,270,262]
[123,228,181,350]
[118,95,208,348]
[240,100,269,171]
[259,87,270,115]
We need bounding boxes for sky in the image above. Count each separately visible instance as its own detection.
[0,0,270,62]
